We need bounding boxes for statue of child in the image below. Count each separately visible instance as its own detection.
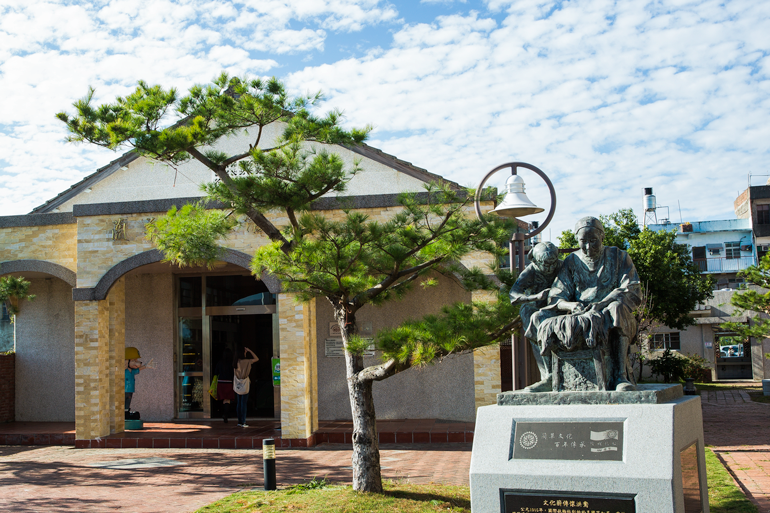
[125,346,154,418]
[509,241,562,392]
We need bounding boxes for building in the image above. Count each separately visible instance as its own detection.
[647,219,754,290]
[644,191,769,382]
[734,181,770,261]
[0,126,502,443]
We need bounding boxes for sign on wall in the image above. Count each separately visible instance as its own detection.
[271,358,280,386]
[325,338,376,357]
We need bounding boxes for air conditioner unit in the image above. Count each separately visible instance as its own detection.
[741,244,753,252]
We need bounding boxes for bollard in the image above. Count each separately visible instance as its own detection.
[263,438,276,490]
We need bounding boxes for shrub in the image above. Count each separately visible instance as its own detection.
[649,350,711,382]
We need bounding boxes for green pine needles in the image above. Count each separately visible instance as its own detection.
[59,73,519,493]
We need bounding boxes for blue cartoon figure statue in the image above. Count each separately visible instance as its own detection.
[125,346,153,428]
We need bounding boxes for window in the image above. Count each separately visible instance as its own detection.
[757,204,770,225]
[725,242,740,259]
[650,332,681,351]
[759,245,769,261]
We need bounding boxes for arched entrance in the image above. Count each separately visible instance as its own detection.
[86,248,282,422]
[0,260,77,422]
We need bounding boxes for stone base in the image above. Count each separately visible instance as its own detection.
[470,395,709,513]
[498,383,683,406]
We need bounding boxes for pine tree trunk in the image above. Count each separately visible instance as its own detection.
[336,305,383,493]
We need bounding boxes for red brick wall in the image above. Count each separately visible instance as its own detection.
[0,353,15,423]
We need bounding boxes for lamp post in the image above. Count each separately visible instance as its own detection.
[474,162,556,390]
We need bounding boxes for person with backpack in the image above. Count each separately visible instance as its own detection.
[233,343,258,428]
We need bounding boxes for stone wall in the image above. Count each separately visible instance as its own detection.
[0,353,14,422]
[124,273,174,421]
[278,293,318,440]
[15,277,75,422]
[316,271,478,422]
[0,223,77,273]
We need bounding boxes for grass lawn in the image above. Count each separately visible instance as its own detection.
[196,480,472,513]
[196,448,758,513]
[706,447,758,513]
[694,382,761,391]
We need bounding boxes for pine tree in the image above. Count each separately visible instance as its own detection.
[58,74,517,492]
[721,254,770,351]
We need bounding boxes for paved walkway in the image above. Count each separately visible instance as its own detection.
[0,443,472,512]
[701,386,770,512]
[1,387,769,512]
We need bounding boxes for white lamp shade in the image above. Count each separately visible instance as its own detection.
[490,174,544,218]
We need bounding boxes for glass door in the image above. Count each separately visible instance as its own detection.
[176,273,278,419]
[210,313,275,420]
[178,317,206,416]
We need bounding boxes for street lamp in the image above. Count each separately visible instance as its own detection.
[474,162,556,390]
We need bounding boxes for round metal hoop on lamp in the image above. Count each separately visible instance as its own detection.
[473,161,557,392]
[473,161,557,240]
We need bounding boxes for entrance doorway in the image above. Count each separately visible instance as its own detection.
[176,273,278,419]
[714,332,752,380]
[210,314,274,419]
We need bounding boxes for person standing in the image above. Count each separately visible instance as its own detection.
[233,343,259,428]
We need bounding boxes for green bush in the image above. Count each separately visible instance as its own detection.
[649,349,685,382]
[680,353,710,380]
[649,350,711,382]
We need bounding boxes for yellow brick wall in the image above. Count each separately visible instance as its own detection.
[472,290,501,412]
[74,301,109,439]
[74,282,126,440]
[109,279,125,434]
[278,293,318,439]
[0,223,77,272]
[303,297,318,436]
[76,215,157,288]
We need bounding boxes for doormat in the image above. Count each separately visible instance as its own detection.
[88,457,184,469]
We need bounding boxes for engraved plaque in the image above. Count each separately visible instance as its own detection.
[502,490,635,513]
[324,338,376,357]
[512,421,623,461]
[680,442,703,513]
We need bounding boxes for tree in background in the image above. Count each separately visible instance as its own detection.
[59,74,519,492]
[0,276,35,321]
[721,254,770,359]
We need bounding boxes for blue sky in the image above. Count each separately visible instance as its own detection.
[0,0,768,240]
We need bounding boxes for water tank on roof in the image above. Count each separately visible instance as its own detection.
[644,187,656,210]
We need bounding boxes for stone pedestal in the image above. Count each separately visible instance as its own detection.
[470,385,709,513]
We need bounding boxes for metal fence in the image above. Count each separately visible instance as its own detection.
[693,256,755,273]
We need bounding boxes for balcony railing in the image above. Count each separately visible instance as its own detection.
[693,256,755,273]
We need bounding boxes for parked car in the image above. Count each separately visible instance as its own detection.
[720,344,744,358]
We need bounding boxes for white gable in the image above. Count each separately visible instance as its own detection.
[54,122,430,212]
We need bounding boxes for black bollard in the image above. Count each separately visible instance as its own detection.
[263,438,276,490]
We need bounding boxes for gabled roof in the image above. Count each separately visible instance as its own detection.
[30,139,462,214]
[30,151,140,214]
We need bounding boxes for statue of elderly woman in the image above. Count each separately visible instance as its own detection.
[511,216,642,393]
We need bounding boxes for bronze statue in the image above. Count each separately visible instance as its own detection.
[509,241,561,392]
[511,217,641,392]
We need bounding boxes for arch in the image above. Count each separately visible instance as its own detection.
[0,260,77,287]
[72,248,280,301]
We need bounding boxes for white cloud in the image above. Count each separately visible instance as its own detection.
[1,0,768,242]
[288,0,770,236]
[0,0,398,215]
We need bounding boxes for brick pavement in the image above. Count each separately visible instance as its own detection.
[701,386,770,512]
[2,387,769,512]
[0,443,472,513]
